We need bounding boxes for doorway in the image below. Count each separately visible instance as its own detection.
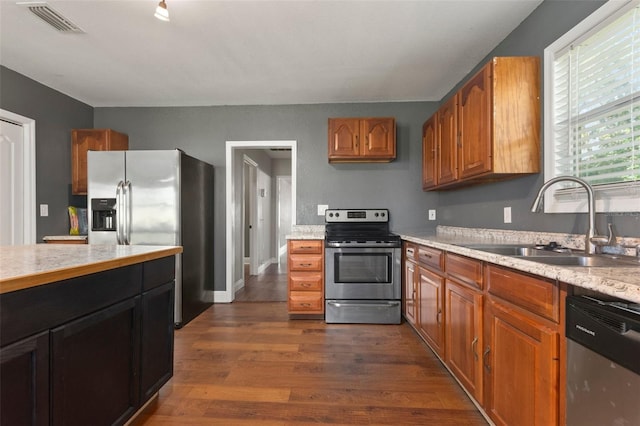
[223,141,297,304]
[0,109,36,245]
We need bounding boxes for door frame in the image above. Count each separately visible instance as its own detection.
[0,109,36,244]
[223,140,296,303]
[243,155,259,275]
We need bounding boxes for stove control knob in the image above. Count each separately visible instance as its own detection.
[328,212,333,217]
[382,212,386,217]
[335,213,340,217]
[374,213,379,217]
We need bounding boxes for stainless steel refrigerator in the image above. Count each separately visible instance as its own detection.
[87,149,214,327]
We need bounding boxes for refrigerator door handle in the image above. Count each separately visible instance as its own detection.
[116,181,125,245]
[124,180,132,245]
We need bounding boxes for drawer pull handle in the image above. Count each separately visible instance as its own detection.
[436,309,442,325]
[300,263,312,267]
[406,248,415,255]
[302,283,311,287]
[300,246,313,249]
[300,303,311,307]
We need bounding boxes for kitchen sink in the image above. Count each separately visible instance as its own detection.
[524,255,639,267]
[459,244,639,267]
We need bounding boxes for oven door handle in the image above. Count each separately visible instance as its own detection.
[327,301,401,308]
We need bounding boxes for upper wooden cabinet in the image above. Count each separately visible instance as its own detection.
[328,117,396,162]
[72,129,129,195]
[423,56,540,191]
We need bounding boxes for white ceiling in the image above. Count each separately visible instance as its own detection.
[0,0,543,107]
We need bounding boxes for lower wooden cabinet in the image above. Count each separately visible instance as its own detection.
[287,240,324,315]
[0,256,176,426]
[445,278,484,404]
[418,266,444,357]
[0,331,49,426]
[51,297,141,426]
[401,242,564,425]
[403,243,418,326]
[484,297,559,426]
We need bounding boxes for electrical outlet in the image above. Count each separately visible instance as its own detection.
[40,204,49,217]
[317,204,329,216]
[503,206,512,224]
[428,209,436,221]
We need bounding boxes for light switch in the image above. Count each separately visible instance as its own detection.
[40,204,49,217]
[428,209,436,220]
[317,204,329,216]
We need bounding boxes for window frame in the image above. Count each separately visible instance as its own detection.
[543,0,640,213]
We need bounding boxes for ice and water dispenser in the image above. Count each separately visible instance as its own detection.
[91,198,116,231]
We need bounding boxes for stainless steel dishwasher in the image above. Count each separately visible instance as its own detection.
[566,295,640,426]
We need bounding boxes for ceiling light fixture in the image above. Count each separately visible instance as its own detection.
[154,0,169,22]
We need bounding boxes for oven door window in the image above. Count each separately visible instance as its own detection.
[333,253,391,283]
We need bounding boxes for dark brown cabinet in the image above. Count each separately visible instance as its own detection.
[437,96,458,186]
[287,240,325,315]
[51,298,140,426]
[328,117,396,162]
[71,129,128,194]
[422,115,437,189]
[0,331,49,426]
[418,266,444,357]
[0,256,176,426]
[403,243,418,326]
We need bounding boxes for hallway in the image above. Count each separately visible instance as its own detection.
[135,302,487,425]
[235,263,288,302]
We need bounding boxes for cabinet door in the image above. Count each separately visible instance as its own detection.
[484,298,559,426]
[71,129,128,195]
[140,281,174,403]
[437,96,458,185]
[328,118,360,159]
[458,62,492,179]
[0,331,49,426]
[403,260,417,326]
[418,266,444,357]
[361,118,395,159]
[445,279,483,403]
[422,115,438,190]
[51,297,140,426]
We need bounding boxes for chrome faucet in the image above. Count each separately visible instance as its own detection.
[531,176,605,255]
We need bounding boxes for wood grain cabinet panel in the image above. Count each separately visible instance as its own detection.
[328,117,395,162]
[484,297,559,426]
[403,242,418,326]
[71,129,128,195]
[422,115,438,189]
[445,253,483,290]
[445,279,484,404]
[423,56,540,191]
[418,266,445,358]
[287,240,324,315]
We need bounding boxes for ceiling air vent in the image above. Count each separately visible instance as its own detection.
[18,2,84,33]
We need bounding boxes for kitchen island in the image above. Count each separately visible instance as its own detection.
[0,244,182,426]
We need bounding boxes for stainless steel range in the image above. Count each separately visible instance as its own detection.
[324,209,401,324]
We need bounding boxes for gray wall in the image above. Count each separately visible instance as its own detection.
[94,103,438,291]
[0,66,93,241]
[436,0,639,237]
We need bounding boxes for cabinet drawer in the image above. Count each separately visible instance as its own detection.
[418,246,443,271]
[404,242,418,262]
[288,292,324,313]
[487,265,559,322]
[289,272,323,292]
[289,240,323,254]
[289,254,323,272]
[445,253,483,290]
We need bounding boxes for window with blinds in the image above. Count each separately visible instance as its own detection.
[545,0,640,212]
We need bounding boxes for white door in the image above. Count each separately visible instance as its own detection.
[276,175,292,265]
[0,119,25,245]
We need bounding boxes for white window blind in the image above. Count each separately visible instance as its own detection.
[552,3,639,190]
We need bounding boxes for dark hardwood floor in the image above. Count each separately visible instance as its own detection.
[234,262,288,302]
[135,299,488,425]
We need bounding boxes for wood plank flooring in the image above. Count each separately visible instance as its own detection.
[234,263,288,302]
[136,301,488,425]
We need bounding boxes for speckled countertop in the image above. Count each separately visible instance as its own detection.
[268,223,640,303]
[399,226,640,304]
[0,244,182,294]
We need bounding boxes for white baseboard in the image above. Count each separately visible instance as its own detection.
[213,290,232,303]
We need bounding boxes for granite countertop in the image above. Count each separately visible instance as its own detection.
[286,225,325,240]
[399,226,640,304]
[0,244,183,294]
